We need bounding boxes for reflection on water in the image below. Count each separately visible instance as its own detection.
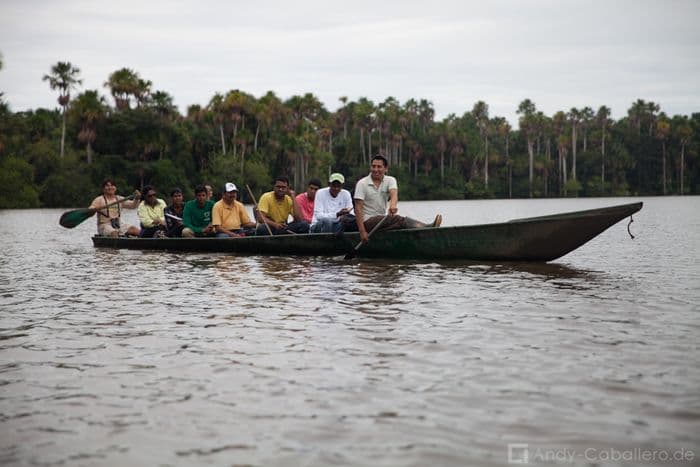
[1,198,699,466]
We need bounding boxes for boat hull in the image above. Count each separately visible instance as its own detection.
[91,202,643,261]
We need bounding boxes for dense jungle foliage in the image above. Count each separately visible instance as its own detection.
[1,61,698,208]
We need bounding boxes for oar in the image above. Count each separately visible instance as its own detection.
[245,184,273,236]
[59,195,135,229]
[344,215,389,260]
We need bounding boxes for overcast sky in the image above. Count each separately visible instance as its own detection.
[1,0,699,125]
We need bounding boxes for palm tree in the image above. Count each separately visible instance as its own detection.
[552,111,568,195]
[517,99,537,197]
[134,78,153,107]
[208,93,227,155]
[69,90,107,164]
[43,61,83,159]
[580,106,594,152]
[626,99,659,137]
[646,101,660,135]
[627,99,647,136]
[557,134,570,196]
[471,101,490,188]
[675,121,693,195]
[538,112,552,196]
[655,117,671,195]
[354,98,375,165]
[495,118,512,198]
[223,89,254,160]
[104,68,140,110]
[147,90,176,117]
[567,107,581,181]
[596,106,611,193]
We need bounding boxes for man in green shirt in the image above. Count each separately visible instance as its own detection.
[182,184,216,237]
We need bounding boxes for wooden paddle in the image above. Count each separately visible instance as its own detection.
[344,215,389,260]
[245,184,274,236]
[59,195,135,229]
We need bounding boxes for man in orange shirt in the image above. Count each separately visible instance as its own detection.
[212,182,257,237]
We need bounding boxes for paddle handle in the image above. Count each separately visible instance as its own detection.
[355,215,388,249]
[90,194,136,214]
[345,215,389,259]
[246,184,273,236]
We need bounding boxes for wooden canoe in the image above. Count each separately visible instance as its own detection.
[91,202,642,261]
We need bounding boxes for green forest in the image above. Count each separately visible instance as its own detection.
[1,59,698,209]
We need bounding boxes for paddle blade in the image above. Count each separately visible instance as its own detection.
[59,208,95,228]
[344,241,362,260]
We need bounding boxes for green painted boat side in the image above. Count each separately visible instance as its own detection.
[91,201,642,261]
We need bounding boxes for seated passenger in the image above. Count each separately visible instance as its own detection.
[310,173,354,234]
[89,178,141,237]
[164,187,185,238]
[256,176,310,235]
[182,184,216,237]
[294,178,322,224]
[355,155,442,243]
[212,182,257,237]
[137,185,167,237]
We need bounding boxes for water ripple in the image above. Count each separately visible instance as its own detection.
[1,201,699,466]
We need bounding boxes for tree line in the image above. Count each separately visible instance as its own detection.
[0,59,698,209]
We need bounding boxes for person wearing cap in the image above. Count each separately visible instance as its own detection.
[182,184,216,237]
[354,155,442,243]
[294,178,322,224]
[256,175,310,235]
[310,173,354,234]
[137,185,167,237]
[164,187,185,237]
[212,182,256,237]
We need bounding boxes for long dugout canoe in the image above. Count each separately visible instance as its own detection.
[91,202,643,262]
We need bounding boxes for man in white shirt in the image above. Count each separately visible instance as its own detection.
[310,173,354,234]
[354,155,441,243]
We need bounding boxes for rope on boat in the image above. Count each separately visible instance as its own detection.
[627,215,635,239]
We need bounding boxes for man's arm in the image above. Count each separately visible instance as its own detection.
[337,191,353,216]
[258,210,284,230]
[388,188,398,215]
[122,190,141,209]
[211,203,225,233]
[137,202,153,227]
[89,196,108,219]
[354,199,369,243]
[239,204,256,228]
[290,195,303,222]
[312,190,331,220]
[183,203,202,233]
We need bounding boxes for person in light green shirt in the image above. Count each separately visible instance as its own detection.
[182,184,215,237]
[137,185,167,237]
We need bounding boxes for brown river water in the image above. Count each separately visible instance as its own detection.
[1,197,699,466]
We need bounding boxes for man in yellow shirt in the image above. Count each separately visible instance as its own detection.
[212,182,256,237]
[256,176,309,235]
